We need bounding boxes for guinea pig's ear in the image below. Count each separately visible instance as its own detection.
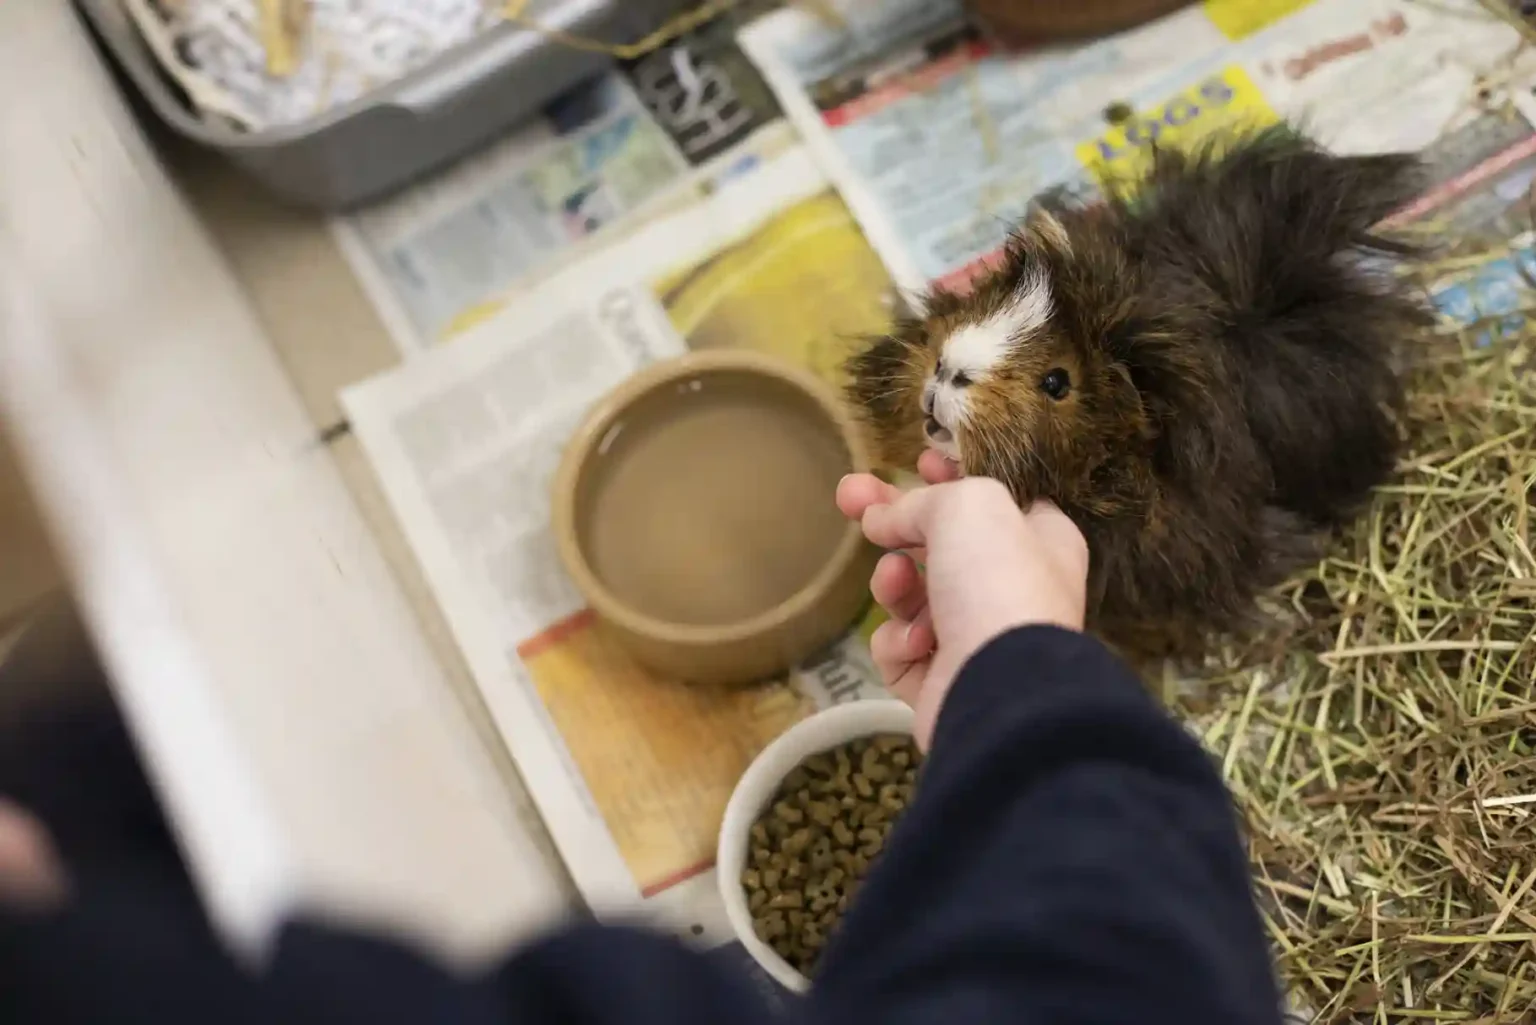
[1025,204,1073,258]
[1106,361,1153,440]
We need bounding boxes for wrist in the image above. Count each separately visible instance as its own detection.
[928,625,1143,755]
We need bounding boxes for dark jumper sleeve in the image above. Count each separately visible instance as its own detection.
[807,625,1282,1024]
[0,626,1280,1025]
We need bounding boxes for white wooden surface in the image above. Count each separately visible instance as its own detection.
[0,2,572,964]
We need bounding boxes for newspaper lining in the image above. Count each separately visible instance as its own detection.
[333,32,799,356]
[343,145,894,945]
[739,0,1533,296]
[336,0,1536,975]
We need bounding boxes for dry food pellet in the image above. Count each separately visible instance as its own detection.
[741,733,923,977]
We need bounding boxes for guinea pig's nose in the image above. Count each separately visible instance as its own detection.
[920,380,936,415]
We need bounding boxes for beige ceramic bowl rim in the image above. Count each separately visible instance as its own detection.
[717,699,918,993]
[552,349,872,649]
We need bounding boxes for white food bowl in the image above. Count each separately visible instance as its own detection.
[717,698,916,992]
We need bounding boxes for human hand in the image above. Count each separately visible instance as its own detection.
[836,461,1089,750]
[916,448,962,485]
[0,798,68,912]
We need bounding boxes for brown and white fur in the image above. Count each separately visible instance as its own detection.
[846,126,1429,667]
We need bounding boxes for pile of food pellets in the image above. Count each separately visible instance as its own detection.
[741,733,922,977]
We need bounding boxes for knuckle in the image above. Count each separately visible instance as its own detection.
[955,475,1014,507]
[1047,516,1091,569]
[869,619,901,657]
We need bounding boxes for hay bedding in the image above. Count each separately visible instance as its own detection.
[1170,244,1536,1022]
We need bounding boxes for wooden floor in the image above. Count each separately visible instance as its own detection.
[0,2,572,966]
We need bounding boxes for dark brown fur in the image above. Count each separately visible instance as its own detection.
[846,125,1429,666]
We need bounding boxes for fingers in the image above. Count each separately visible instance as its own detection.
[917,448,962,484]
[839,474,928,562]
[838,457,958,521]
[870,613,934,667]
[835,473,903,521]
[869,617,930,707]
[869,552,933,703]
[903,607,935,660]
[870,551,926,622]
[856,484,937,550]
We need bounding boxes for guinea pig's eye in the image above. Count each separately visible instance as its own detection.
[1041,368,1072,401]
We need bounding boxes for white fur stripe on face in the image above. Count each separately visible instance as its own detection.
[941,272,1053,380]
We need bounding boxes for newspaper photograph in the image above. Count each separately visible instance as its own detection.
[1395,109,1536,343]
[739,0,1532,295]
[620,0,786,166]
[334,62,799,355]
[341,144,895,953]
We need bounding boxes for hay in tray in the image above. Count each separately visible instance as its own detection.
[1171,253,1536,1023]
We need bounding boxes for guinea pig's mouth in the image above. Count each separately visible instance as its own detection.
[923,415,960,461]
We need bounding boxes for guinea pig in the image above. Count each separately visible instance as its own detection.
[846,125,1429,666]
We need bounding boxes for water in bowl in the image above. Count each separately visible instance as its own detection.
[580,374,851,628]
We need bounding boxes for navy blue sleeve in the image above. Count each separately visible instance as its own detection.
[808,625,1282,1024]
[0,627,1279,1025]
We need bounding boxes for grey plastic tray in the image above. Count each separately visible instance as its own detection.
[76,0,686,211]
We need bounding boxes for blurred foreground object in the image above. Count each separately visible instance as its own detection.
[0,800,69,912]
[122,0,497,128]
[965,0,1193,45]
[86,0,688,207]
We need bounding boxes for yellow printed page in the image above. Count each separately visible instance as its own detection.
[857,602,887,646]
[650,190,895,389]
[519,612,814,896]
[1076,66,1281,195]
[1204,0,1316,40]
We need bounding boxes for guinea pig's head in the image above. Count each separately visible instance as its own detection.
[847,207,1153,508]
